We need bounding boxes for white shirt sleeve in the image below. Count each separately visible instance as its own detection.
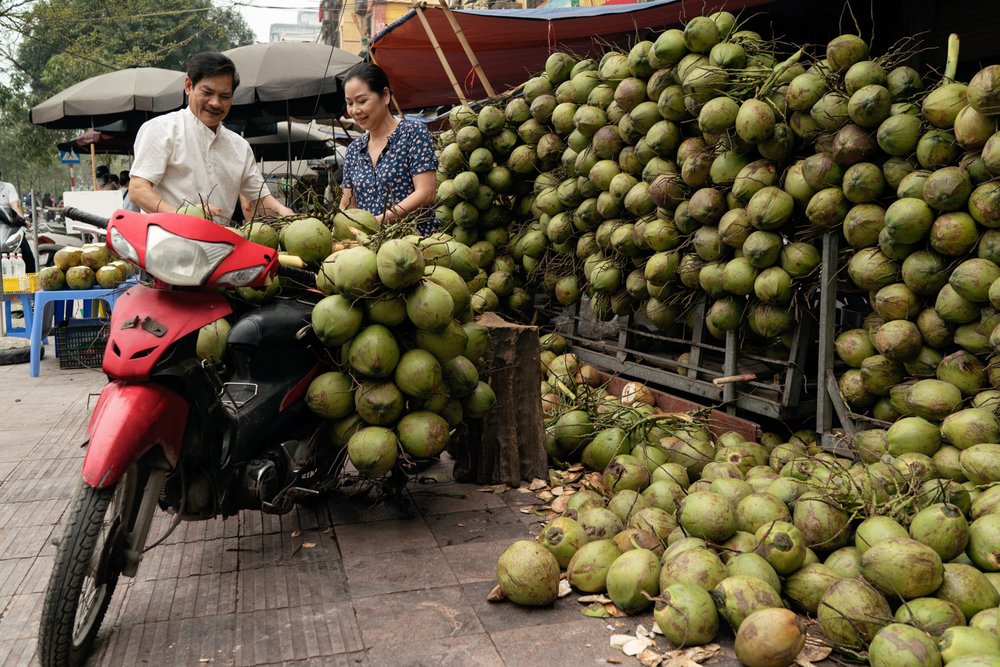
[130,118,172,185]
[239,143,269,202]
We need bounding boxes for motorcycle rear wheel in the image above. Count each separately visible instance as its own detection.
[38,467,143,667]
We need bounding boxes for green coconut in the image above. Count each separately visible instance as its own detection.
[305,371,355,419]
[496,540,560,606]
[347,426,398,478]
[654,583,720,646]
[348,325,400,379]
[817,577,891,648]
[566,539,621,593]
[311,294,364,347]
[283,217,334,266]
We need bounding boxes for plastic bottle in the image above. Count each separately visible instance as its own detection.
[1,253,10,279]
[12,253,27,290]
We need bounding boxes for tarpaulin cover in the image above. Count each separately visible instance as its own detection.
[370,0,774,110]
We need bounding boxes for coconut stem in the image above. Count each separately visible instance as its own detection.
[944,33,959,83]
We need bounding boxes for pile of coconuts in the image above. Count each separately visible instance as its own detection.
[516,343,1000,665]
[495,413,1000,666]
[435,9,828,364]
[37,244,132,291]
[195,210,500,480]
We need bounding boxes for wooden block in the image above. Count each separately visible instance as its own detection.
[451,313,547,486]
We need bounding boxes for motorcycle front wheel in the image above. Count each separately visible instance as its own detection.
[38,467,144,667]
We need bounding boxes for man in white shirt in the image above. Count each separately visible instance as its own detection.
[0,175,34,272]
[129,52,292,223]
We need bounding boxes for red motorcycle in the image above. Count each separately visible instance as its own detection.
[38,208,345,666]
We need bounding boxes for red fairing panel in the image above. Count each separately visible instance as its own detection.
[102,285,232,380]
[83,382,188,488]
[106,209,279,288]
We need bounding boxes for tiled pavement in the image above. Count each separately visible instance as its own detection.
[0,355,743,667]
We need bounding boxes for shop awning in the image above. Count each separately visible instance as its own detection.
[370,0,775,111]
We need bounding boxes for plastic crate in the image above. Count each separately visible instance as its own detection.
[2,273,38,294]
[54,318,109,369]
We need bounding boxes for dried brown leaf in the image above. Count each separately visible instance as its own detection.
[486,585,506,602]
[538,490,555,501]
[578,594,612,604]
[551,494,571,514]
[606,659,622,665]
[567,464,585,472]
[480,484,510,494]
[290,530,301,538]
[637,649,663,667]
[606,606,627,618]
[529,478,548,491]
[302,542,316,548]
[797,642,833,662]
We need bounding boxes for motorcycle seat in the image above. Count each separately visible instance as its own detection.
[228,299,311,350]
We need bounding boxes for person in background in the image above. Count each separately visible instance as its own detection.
[119,170,130,193]
[0,173,35,272]
[128,51,292,223]
[95,165,113,190]
[42,193,54,222]
[339,62,437,235]
[104,174,120,191]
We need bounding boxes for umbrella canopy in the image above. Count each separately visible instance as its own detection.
[223,42,361,121]
[244,121,335,161]
[57,128,135,155]
[30,67,185,129]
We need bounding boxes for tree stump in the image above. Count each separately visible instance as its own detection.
[451,313,547,486]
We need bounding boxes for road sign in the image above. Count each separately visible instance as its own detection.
[59,149,80,165]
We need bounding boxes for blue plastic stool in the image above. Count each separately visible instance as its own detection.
[2,293,33,338]
[30,287,124,377]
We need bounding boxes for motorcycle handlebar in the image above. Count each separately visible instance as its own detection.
[277,264,317,284]
[62,207,109,229]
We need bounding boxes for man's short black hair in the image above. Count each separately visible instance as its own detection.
[186,52,240,91]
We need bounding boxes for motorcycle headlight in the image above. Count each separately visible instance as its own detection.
[145,225,233,286]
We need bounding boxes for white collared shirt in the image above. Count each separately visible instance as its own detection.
[130,108,268,223]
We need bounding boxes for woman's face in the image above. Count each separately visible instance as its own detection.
[344,78,389,130]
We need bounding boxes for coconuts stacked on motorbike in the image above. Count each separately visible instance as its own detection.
[37,208,343,667]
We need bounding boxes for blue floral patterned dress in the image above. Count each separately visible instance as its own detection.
[342,119,439,234]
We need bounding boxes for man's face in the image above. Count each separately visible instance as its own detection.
[185,73,234,130]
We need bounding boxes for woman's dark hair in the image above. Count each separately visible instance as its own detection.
[343,62,391,101]
[187,52,240,90]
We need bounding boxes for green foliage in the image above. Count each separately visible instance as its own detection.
[12,0,255,97]
[0,0,255,186]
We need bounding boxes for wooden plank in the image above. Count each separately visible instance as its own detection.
[599,373,760,442]
[816,232,838,435]
[722,329,737,413]
[435,0,497,98]
[414,6,469,104]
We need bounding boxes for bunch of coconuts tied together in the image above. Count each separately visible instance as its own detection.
[197,213,500,481]
[475,15,1000,665]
